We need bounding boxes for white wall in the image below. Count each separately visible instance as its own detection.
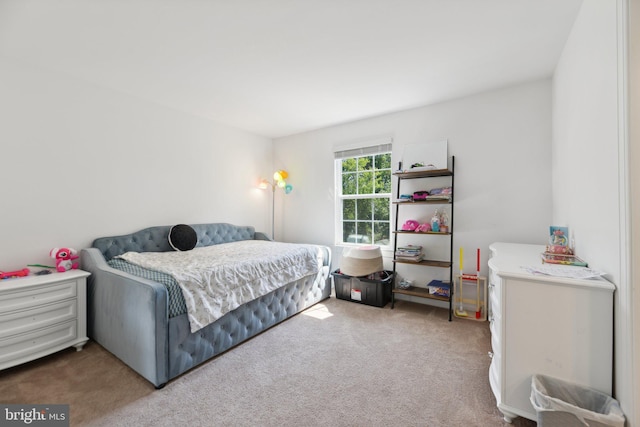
[274,80,552,291]
[0,56,273,271]
[552,0,636,423]
[552,0,620,283]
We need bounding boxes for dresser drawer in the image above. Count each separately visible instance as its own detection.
[0,280,77,313]
[0,320,77,366]
[0,300,77,339]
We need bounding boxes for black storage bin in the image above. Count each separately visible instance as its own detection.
[332,270,393,307]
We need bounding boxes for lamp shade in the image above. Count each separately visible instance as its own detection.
[339,245,383,277]
[258,179,269,190]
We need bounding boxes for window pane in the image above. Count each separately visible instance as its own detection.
[356,199,372,220]
[342,173,356,195]
[358,156,373,171]
[358,222,373,243]
[357,171,374,194]
[343,222,356,242]
[373,198,390,220]
[375,153,391,170]
[375,170,391,193]
[343,199,355,220]
[342,158,357,173]
[374,221,390,246]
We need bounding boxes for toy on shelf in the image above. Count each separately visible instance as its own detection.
[415,223,431,233]
[430,209,440,232]
[402,220,419,231]
[26,264,56,276]
[28,263,56,269]
[50,247,79,272]
[0,268,30,279]
[454,248,487,321]
[413,191,429,201]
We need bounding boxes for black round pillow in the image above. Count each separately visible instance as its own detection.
[168,224,197,251]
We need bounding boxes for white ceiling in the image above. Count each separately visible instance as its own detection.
[0,0,583,139]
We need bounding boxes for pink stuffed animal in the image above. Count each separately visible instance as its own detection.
[402,220,419,231]
[50,247,79,272]
[415,223,432,233]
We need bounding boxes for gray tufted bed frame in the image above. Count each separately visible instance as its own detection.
[80,223,332,388]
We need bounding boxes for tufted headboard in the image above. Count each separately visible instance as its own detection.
[93,223,265,261]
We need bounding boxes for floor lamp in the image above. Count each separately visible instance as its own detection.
[258,170,293,240]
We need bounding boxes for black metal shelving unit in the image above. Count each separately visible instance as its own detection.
[391,156,455,320]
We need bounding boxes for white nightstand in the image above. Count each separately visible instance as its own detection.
[0,269,90,370]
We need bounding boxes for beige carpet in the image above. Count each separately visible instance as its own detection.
[0,298,535,427]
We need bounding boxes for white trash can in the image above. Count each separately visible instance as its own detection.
[530,374,625,427]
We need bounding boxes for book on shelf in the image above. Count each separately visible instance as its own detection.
[396,245,422,253]
[425,195,451,202]
[395,253,424,262]
[396,244,423,262]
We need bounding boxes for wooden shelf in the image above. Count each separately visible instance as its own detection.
[393,230,451,236]
[392,259,452,268]
[393,199,452,205]
[392,285,450,302]
[393,169,453,179]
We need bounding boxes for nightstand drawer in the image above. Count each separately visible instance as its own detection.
[0,320,77,366]
[0,280,77,313]
[0,300,77,339]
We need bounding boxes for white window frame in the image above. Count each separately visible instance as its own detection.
[334,138,393,249]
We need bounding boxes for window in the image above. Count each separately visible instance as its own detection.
[335,142,392,247]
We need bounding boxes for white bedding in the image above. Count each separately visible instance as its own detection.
[117,240,322,333]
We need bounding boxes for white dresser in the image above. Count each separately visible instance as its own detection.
[488,243,614,423]
[0,270,90,370]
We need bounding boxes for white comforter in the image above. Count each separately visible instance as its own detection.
[117,240,322,333]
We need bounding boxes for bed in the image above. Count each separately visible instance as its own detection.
[80,223,332,388]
